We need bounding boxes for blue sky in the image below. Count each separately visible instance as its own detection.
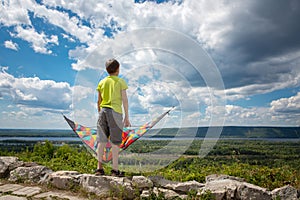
[0,0,299,129]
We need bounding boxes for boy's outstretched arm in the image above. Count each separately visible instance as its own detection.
[122,89,131,127]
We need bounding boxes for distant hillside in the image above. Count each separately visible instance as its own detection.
[0,129,73,137]
[1,126,300,138]
[148,126,300,138]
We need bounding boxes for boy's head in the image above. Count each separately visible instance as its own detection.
[105,59,120,74]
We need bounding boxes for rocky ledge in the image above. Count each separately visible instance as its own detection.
[0,156,299,200]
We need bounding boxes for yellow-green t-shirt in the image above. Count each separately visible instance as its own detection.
[96,76,128,114]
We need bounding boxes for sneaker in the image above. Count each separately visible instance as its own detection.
[94,168,105,176]
[111,169,125,177]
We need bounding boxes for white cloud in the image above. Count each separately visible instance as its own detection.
[270,92,300,125]
[51,0,300,106]
[15,89,37,101]
[4,40,19,51]
[271,92,300,113]
[138,81,179,108]
[72,85,93,103]
[0,67,77,128]
[1,0,300,128]
[11,26,58,54]
[0,0,31,26]
[30,3,98,44]
[0,67,72,111]
[1,0,93,53]
[62,33,75,42]
[0,106,71,129]
[207,105,271,126]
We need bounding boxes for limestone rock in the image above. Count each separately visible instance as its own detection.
[165,180,204,193]
[46,171,81,190]
[271,185,298,200]
[80,174,135,199]
[1,156,299,200]
[49,170,80,177]
[132,176,153,189]
[32,191,86,200]
[0,157,23,178]
[153,187,180,199]
[8,165,52,183]
[0,195,27,200]
[149,175,177,187]
[206,174,245,183]
[203,179,243,200]
[140,190,152,198]
[237,182,272,200]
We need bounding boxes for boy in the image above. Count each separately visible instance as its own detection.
[95,58,131,177]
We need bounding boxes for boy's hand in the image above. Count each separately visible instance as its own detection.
[123,117,131,127]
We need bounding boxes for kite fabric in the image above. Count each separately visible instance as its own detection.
[63,107,174,162]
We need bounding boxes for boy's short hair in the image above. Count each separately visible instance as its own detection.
[105,59,120,74]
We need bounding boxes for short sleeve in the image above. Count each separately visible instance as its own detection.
[96,81,102,91]
[120,78,128,90]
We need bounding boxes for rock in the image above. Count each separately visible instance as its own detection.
[80,174,110,197]
[80,174,135,199]
[140,190,152,198]
[165,180,204,193]
[237,182,272,200]
[49,170,80,177]
[1,157,300,200]
[32,191,86,200]
[0,195,27,200]
[153,187,180,199]
[109,175,135,199]
[132,176,153,189]
[46,171,81,190]
[206,174,245,183]
[0,157,23,178]
[271,185,298,200]
[202,179,243,200]
[8,165,52,183]
[0,184,24,193]
[12,186,42,197]
[148,175,177,187]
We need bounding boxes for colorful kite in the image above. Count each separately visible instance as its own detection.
[63,107,174,162]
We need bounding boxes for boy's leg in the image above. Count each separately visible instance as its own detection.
[96,108,109,173]
[107,109,123,173]
[97,142,106,169]
[111,143,119,171]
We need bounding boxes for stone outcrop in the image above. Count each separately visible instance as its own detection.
[80,174,135,199]
[44,170,81,190]
[0,157,23,178]
[271,185,298,200]
[9,165,52,184]
[0,156,299,199]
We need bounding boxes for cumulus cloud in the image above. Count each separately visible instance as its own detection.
[271,92,300,114]
[138,82,179,108]
[1,0,93,54]
[4,40,19,51]
[1,0,299,127]
[269,92,300,125]
[46,0,299,99]
[198,0,300,92]
[2,0,298,93]
[0,67,72,111]
[0,0,31,26]
[72,85,93,103]
[10,26,59,54]
[204,105,272,126]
